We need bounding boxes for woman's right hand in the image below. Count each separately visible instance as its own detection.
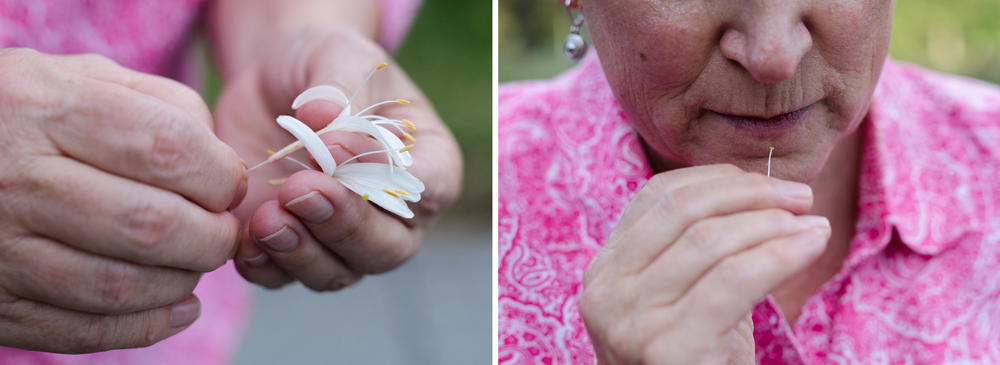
[579,164,831,364]
[0,48,247,353]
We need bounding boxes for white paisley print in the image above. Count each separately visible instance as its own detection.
[498,52,1000,364]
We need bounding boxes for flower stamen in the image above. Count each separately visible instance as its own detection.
[767,146,775,177]
[402,132,416,143]
[383,188,401,198]
[398,145,415,153]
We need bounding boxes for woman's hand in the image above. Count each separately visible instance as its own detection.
[0,49,247,353]
[579,164,830,364]
[216,26,462,291]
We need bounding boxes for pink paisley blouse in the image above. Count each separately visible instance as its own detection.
[498,52,1000,364]
[0,0,418,363]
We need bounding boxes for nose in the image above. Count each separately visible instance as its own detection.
[720,14,812,84]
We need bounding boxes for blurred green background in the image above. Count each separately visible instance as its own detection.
[397,0,491,225]
[500,0,1000,84]
[204,0,491,226]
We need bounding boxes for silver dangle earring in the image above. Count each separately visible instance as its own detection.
[563,4,587,62]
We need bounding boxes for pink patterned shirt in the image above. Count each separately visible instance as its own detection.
[498,52,1000,364]
[0,0,419,363]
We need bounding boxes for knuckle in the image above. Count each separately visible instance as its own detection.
[683,220,719,250]
[137,315,163,348]
[746,173,778,195]
[313,273,361,292]
[660,186,696,218]
[71,316,111,353]
[98,261,139,312]
[121,202,174,252]
[713,258,745,288]
[144,107,195,176]
[195,219,237,272]
[282,249,321,272]
[766,209,798,228]
[369,238,419,273]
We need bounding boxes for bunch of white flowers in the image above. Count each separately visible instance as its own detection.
[248,63,425,219]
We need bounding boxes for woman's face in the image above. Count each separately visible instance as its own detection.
[582,0,894,181]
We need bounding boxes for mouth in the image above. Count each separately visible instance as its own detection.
[707,103,815,136]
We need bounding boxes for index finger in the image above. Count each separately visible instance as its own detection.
[601,172,813,275]
[43,74,246,212]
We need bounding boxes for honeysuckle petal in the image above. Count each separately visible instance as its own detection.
[375,125,414,167]
[333,162,424,218]
[318,115,412,169]
[276,115,337,175]
[291,85,352,117]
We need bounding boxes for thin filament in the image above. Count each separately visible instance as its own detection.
[767,146,775,177]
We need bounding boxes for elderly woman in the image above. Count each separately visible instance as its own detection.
[499,0,1000,363]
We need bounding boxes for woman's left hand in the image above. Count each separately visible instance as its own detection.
[215,26,462,291]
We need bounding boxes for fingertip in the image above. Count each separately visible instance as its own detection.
[227,159,249,211]
[294,99,344,130]
[168,295,201,330]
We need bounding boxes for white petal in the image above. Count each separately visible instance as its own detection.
[275,116,337,175]
[334,162,424,218]
[320,116,410,168]
[291,85,352,116]
[335,162,424,194]
[375,125,414,167]
[341,181,414,218]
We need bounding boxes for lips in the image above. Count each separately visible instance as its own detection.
[708,103,815,135]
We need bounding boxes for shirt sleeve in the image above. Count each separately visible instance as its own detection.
[377,0,423,52]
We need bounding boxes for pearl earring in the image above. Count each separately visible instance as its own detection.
[563,3,587,62]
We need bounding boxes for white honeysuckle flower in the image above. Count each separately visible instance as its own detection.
[263,114,424,219]
[250,63,415,173]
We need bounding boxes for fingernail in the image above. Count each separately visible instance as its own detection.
[243,253,269,267]
[773,179,812,201]
[795,215,830,231]
[228,170,249,211]
[169,296,201,328]
[257,225,299,252]
[284,191,334,223]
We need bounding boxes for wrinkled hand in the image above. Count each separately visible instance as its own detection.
[0,49,247,353]
[579,165,830,364]
[216,26,462,291]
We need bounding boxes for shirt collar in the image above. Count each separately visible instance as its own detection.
[860,59,989,256]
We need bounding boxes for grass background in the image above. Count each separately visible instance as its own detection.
[500,0,1000,84]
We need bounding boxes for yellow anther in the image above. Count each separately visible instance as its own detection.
[363,194,370,201]
[396,99,411,105]
[383,188,400,198]
[394,189,409,196]
[376,62,387,70]
[769,146,775,151]
[267,149,276,156]
[402,119,416,130]
[398,145,415,153]
[402,132,416,143]
[267,178,287,186]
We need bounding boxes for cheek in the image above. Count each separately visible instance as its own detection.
[813,1,893,126]
[587,3,718,133]
[588,3,718,90]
